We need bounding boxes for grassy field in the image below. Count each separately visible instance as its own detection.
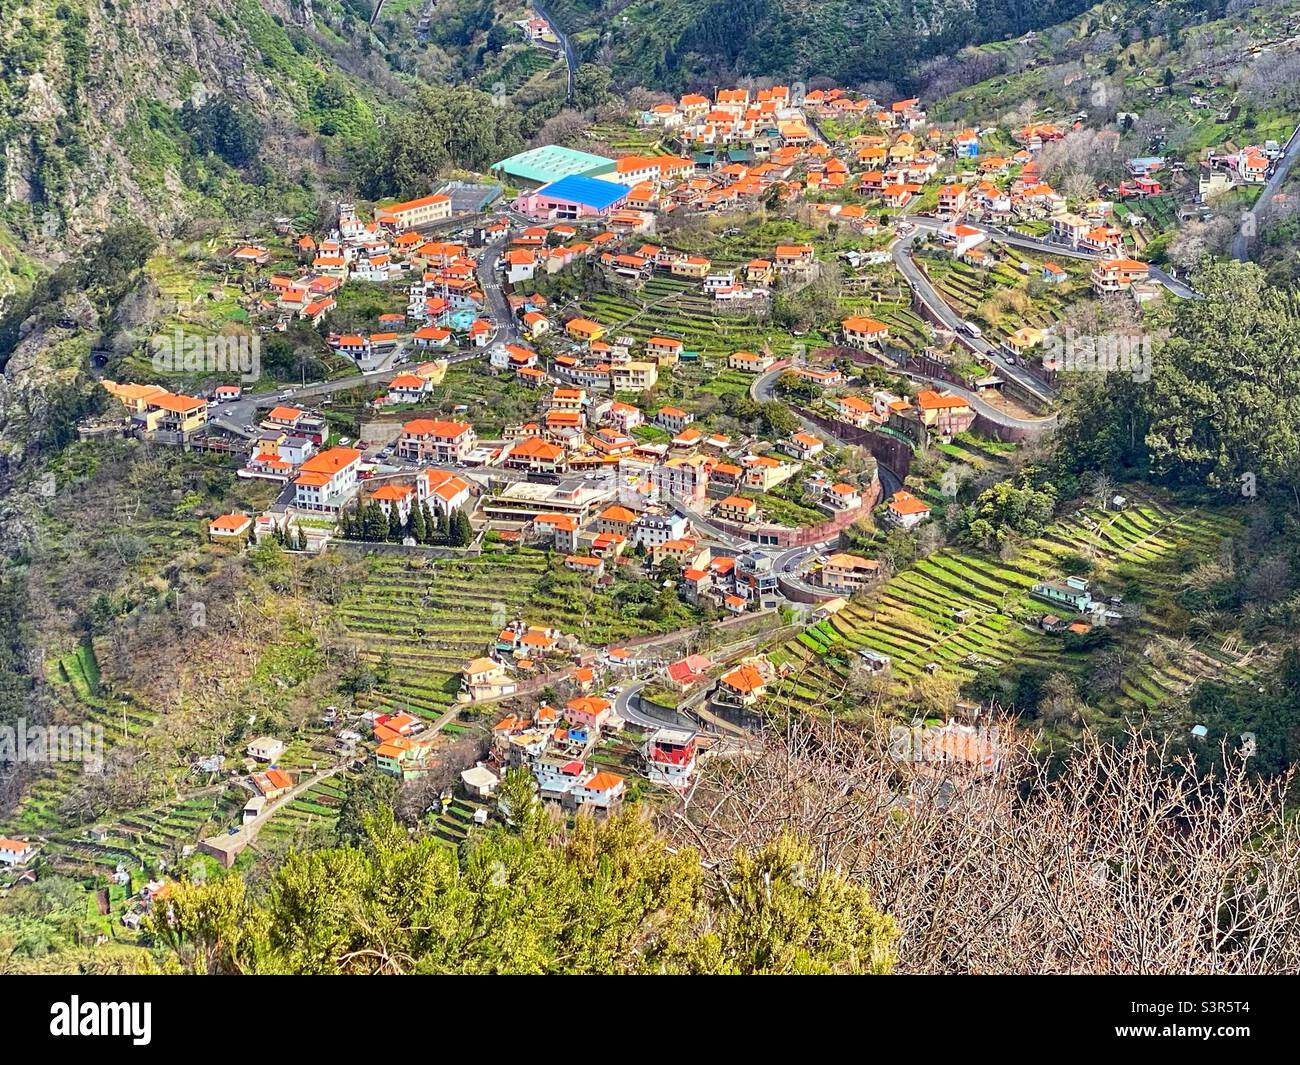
[762,492,1255,724]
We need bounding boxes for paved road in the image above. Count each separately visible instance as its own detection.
[1233,123,1300,261]
[750,367,903,486]
[533,3,576,98]
[477,231,520,343]
[616,682,683,730]
[906,214,1198,299]
[891,224,1058,408]
[206,350,484,438]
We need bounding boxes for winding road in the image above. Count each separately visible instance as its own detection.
[1232,122,1300,261]
[532,3,576,99]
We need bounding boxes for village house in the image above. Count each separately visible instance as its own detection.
[293,447,362,512]
[841,316,890,350]
[823,482,862,511]
[788,431,824,460]
[376,192,452,229]
[913,390,976,437]
[641,729,698,787]
[0,838,35,866]
[1090,258,1150,295]
[396,418,477,464]
[836,395,877,429]
[884,490,932,529]
[208,513,253,542]
[820,552,880,594]
[716,494,758,524]
[727,350,775,373]
[246,736,285,762]
[715,664,767,708]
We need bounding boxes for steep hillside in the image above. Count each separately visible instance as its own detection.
[0,0,403,297]
[544,0,1119,91]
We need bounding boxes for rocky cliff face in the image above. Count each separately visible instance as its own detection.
[0,0,400,283]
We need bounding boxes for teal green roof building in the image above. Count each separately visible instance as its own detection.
[491,145,616,188]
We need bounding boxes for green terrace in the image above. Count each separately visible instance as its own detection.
[576,284,803,357]
[335,550,704,723]
[762,493,1248,725]
[918,246,1091,341]
[258,775,346,847]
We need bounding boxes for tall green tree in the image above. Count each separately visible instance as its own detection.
[151,805,898,975]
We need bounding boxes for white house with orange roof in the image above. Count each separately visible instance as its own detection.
[370,482,417,525]
[293,447,362,511]
[0,838,35,866]
[208,513,254,541]
[419,469,471,516]
[376,192,451,230]
[387,373,433,404]
[836,395,877,428]
[1090,258,1149,295]
[715,663,767,707]
[940,222,986,257]
[788,431,824,460]
[396,418,476,464]
[841,316,890,349]
[884,490,932,529]
[571,770,626,810]
[913,390,975,437]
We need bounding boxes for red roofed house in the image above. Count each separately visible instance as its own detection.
[208,513,253,541]
[885,490,932,529]
[914,390,975,437]
[564,696,613,731]
[293,447,362,511]
[396,418,476,463]
[841,316,890,349]
[376,193,452,229]
[666,653,714,691]
[716,664,767,707]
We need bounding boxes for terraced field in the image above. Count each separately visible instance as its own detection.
[336,552,548,721]
[922,247,1091,341]
[336,550,705,720]
[258,775,346,847]
[766,493,1252,720]
[578,279,797,356]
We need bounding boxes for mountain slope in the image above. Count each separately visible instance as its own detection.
[545,0,1115,90]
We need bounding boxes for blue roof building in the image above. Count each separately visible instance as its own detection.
[515,174,634,220]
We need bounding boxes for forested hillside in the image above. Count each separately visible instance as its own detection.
[543,0,1230,91]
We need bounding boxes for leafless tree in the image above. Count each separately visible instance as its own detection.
[665,716,1300,973]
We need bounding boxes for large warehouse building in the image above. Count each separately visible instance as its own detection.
[491,145,617,190]
[512,174,634,220]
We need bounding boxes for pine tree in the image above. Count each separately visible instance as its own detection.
[450,509,471,547]
[409,501,427,543]
[362,502,388,542]
[388,506,404,542]
[297,527,308,551]
[420,502,437,544]
[437,508,450,542]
